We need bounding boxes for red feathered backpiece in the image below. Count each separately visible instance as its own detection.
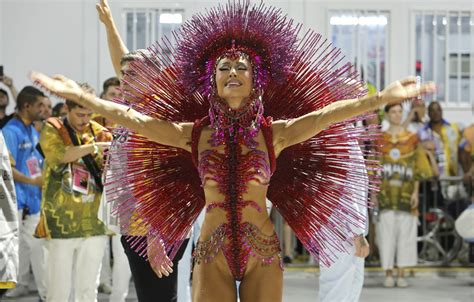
[105,0,380,267]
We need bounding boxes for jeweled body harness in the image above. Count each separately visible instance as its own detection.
[191,93,281,281]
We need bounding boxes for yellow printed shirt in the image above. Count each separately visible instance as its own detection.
[461,124,474,160]
[378,131,433,212]
[35,120,112,239]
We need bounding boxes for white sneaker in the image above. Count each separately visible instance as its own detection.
[5,284,29,297]
[397,277,408,288]
[383,276,395,288]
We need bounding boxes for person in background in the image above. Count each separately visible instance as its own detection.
[282,221,294,264]
[0,74,18,101]
[3,86,47,300]
[418,101,463,204]
[0,131,19,298]
[41,97,52,120]
[96,76,127,299]
[404,100,426,134]
[374,103,433,288]
[35,83,112,302]
[52,102,67,118]
[97,1,191,301]
[0,88,14,128]
[94,77,121,128]
[319,139,370,302]
[460,124,474,201]
[34,97,53,133]
[319,79,370,302]
[0,73,19,128]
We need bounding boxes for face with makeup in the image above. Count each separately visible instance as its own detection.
[215,56,253,109]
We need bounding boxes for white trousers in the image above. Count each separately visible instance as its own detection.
[376,210,417,270]
[17,211,48,299]
[109,232,132,302]
[47,236,106,302]
[99,238,112,287]
[319,244,365,302]
[178,234,192,302]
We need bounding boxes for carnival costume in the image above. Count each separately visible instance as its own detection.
[105,0,379,281]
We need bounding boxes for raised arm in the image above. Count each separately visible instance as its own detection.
[31,72,192,151]
[0,75,18,100]
[96,0,129,78]
[273,77,435,153]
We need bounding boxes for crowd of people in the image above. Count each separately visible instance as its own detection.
[283,101,473,260]
[281,99,473,288]
[0,1,472,302]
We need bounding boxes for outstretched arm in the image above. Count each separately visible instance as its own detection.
[273,77,435,152]
[31,72,192,151]
[96,0,129,78]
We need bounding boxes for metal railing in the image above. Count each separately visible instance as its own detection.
[272,176,472,267]
[417,176,471,266]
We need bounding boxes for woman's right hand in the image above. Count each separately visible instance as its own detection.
[31,72,83,103]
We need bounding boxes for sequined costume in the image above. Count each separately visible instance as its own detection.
[105,0,379,277]
[191,104,281,280]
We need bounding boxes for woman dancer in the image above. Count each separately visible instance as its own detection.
[31,2,434,301]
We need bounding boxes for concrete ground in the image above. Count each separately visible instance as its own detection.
[2,268,473,302]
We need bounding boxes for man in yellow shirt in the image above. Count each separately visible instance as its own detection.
[418,101,463,204]
[36,83,111,302]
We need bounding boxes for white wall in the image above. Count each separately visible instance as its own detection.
[1,0,472,123]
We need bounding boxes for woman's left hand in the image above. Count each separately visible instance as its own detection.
[147,238,174,278]
[381,77,436,105]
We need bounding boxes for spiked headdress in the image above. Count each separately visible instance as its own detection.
[174,2,299,96]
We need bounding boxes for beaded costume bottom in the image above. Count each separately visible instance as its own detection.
[193,222,282,281]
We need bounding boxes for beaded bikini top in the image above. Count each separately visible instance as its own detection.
[191,100,278,280]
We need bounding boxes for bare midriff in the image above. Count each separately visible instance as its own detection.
[194,126,281,281]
